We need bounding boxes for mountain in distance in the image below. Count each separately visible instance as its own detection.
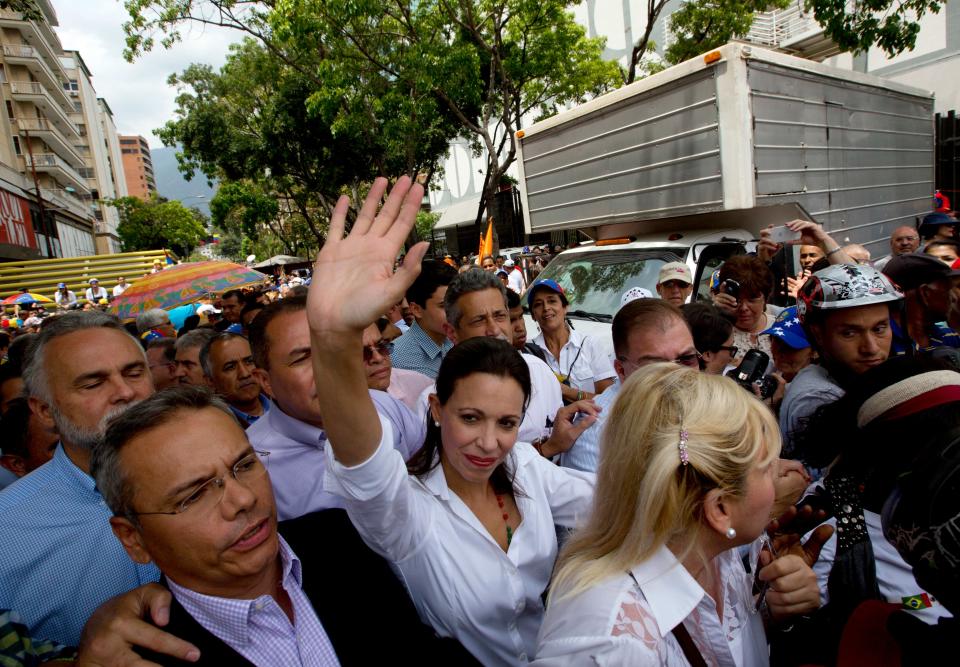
[150,145,217,218]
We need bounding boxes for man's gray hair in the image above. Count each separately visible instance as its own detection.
[92,386,238,521]
[136,308,170,333]
[175,327,218,354]
[199,332,246,379]
[443,268,508,329]
[23,311,140,405]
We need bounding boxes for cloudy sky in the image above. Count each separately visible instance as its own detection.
[53,1,240,147]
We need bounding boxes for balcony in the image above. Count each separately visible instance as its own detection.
[15,117,85,167]
[744,2,842,61]
[1,44,70,105]
[23,153,91,194]
[0,8,69,80]
[7,81,80,139]
[39,188,94,221]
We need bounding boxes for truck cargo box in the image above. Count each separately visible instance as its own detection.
[516,43,935,255]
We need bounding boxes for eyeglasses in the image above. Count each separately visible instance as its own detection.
[716,345,739,358]
[132,451,270,517]
[617,352,702,369]
[363,341,394,362]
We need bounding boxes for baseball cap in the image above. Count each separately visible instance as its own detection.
[57,282,66,288]
[658,262,692,286]
[619,286,654,309]
[527,279,567,306]
[496,269,509,278]
[761,306,809,350]
[89,278,99,284]
[883,253,960,291]
[504,259,515,267]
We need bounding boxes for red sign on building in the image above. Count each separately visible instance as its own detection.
[0,188,37,249]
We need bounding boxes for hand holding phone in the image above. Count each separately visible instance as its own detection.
[768,224,803,244]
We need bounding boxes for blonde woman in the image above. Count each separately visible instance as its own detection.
[535,364,826,666]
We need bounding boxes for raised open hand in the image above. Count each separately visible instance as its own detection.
[307,176,429,335]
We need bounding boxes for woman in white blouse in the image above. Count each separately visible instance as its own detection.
[527,280,616,403]
[535,363,824,666]
[305,177,595,666]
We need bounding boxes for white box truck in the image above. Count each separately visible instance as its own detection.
[515,43,934,351]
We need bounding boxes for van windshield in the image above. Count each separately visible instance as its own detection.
[535,249,683,320]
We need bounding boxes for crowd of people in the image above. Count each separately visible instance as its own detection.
[0,177,958,666]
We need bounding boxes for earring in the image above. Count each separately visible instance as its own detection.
[434,420,440,427]
[725,527,737,540]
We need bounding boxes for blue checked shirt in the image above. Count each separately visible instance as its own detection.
[389,321,452,379]
[560,379,621,473]
[169,537,340,666]
[0,445,160,645]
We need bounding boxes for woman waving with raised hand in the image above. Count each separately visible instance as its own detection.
[306,176,596,666]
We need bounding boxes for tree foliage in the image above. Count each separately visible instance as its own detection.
[664,0,790,65]
[124,0,620,227]
[0,1,43,21]
[110,196,207,256]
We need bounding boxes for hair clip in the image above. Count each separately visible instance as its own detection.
[678,428,690,466]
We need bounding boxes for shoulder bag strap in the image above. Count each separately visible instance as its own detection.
[670,622,709,667]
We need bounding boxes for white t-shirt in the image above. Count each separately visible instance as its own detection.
[85,287,108,302]
[532,328,616,394]
[112,283,129,297]
[507,267,526,295]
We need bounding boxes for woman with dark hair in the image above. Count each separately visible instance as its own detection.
[776,354,960,664]
[681,302,738,374]
[712,255,783,358]
[305,177,595,666]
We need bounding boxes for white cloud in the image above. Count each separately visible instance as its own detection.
[51,0,241,147]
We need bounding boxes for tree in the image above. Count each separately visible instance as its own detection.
[664,0,790,66]
[156,36,457,239]
[110,196,207,256]
[0,1,43,21]
[620,0,945,82]
[123,0,620,230]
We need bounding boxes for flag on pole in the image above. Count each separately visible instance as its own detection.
[478,218,494,263]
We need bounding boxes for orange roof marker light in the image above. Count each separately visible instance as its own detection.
[516,130,525,139]
[595,237,633,246]
[704,51,722,65]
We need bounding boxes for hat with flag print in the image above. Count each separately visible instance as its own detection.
[760,306,809,350]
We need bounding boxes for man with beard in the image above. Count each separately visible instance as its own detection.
[0,312,159,645]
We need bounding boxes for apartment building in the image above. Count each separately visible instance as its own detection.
[119,134,156,200]
[59,51,126,254]
[0,1,127,261]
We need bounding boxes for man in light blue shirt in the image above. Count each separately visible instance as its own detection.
[0,312,160,645]
[562,300,697,472]
[246,296,424,520]
[391,260,457,378]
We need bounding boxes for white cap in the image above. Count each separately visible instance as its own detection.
[504,259,515,267]
[89,278,99,283]
[619,286,654,309]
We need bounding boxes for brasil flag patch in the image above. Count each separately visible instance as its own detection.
[902,593,934,610]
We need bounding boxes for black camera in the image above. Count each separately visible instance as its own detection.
[723,278,740,300]
[726,349,778,399]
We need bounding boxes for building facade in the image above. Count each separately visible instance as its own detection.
[0,1,127,260]
[119,134,156,200]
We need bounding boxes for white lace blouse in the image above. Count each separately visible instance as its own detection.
[534,545,769,666]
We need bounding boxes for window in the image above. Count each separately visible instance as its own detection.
[12,136,21,155]
[0,65,5,83]
[5,101,13,120]
[73,102,82,113]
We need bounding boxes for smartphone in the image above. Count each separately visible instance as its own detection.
[723,279,740,300]
[768,224,802,244]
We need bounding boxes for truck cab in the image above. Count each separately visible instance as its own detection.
[523,228,751,360]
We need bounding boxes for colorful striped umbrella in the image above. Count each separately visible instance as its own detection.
[2,292,54,305]
[110,261,269,321]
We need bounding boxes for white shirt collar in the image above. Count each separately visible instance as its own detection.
[629,544,706,636]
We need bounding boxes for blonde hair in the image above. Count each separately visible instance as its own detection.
[551,363,780,600]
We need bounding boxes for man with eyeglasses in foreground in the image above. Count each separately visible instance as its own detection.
[361,323,433,412]
[92,386,475,665]
[245,296,423,520]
